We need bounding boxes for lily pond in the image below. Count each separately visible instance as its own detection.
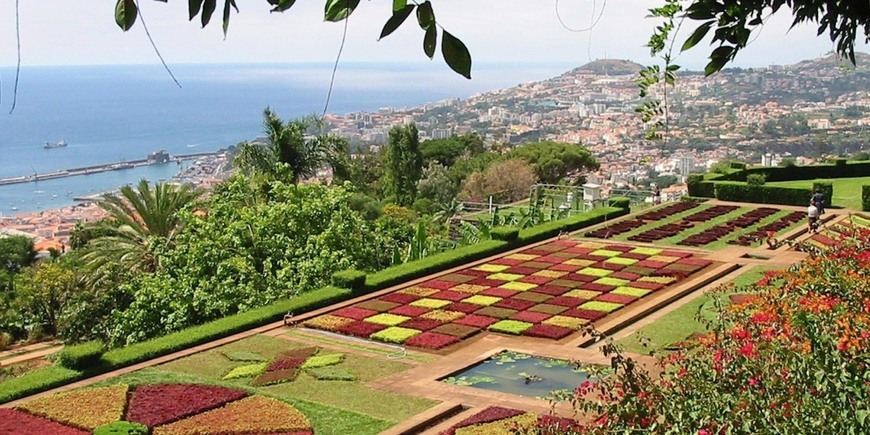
[441,350,608,400]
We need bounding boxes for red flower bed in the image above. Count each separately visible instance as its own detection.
[379,293,420,304]
[399,318,443,331]
[418,280,456,290]
[453,314,499,328]
[580,283,616,292]
[627,281,664,291]
[605,244,634,252]
[533,285,571,296]
[563,247,594,254]
[441,406,527,435]
[459,269,492,277]
[0,409,88,435]
[566,273,598,282]
[548,263,583,272]
[494,298,537,311]
[153,395,311,435]
[446,302,483,313]
[480,288,519,298]
[403,332,461,349]
[331,306,378,320]
[468,278,505,287]
[267,357,306,372]
[337,320,388,337]
[619,252,650,260]
[677,257,713,267]
[560,308,607,321]
[430,290,472,301]
[521,248,553,255]
[661,249,693,258]
[252,369,299,387]
[510,310,552,323]
[536,256,566,264]
[598,262,626,271]
[636,260,669,269]
[609,271,641,281]
[595,293,637,305]
[489,258,525,265]
[389,305,431,317]
[432,324,481,339]
[518,275,555,284]
[523,324,574,339]
[505,266,539,275]
[545,296,586,307]
[126,384,248,427]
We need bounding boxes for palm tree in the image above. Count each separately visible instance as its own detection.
[233,108,347,184]
[81,180,201,284]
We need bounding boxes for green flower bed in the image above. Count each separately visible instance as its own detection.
[594,277,631,287]
[487,320,533,335]
[605,257,638,266]
[486,273,524,281]
[370,327,421,344]
[301,354,344,369]
[630,247,663,256]
[461,295,502,306]
[499,281,538,291]
[409,298,451,309]
[222,362,268,380]
[610,287,652,297]
[363,313,410,326]
[578,267,613,277]
[579,301,624,313]
[590,249,622,257]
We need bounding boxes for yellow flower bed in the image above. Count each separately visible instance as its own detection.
[409,298,452,309]
[473,263,510,272]
[399,286,439,297]
[590,249,622,257]
[364,313,411,326]
[563,258,596,267]
[499,281,538,291]
[461,295,502,306]
[421,310,466,322]
[611,286,652,297]
[451,284,490,294]
[487,273,524,281]
[303,315,354,331]
[542,315,588,330]
[504,253,539,261]
[564,289,602,300]
[532,270,568,278]
[17,384,128,430]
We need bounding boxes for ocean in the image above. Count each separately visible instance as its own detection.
[0,62,572,215]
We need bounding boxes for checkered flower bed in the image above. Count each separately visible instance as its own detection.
[10,383,313,435]
[305,240,713,350]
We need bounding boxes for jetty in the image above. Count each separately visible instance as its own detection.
[0,151,222,186]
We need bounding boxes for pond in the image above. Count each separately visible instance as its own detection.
[440,350,607,401]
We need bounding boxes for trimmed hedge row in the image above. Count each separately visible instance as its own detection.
[687,174,716,198]
[0,286,350,405]
[516,206,628,244]
[863,185,870,211]
[362,240,510,292]
[55,340,105,370]
[718,161,870,182]
[607,196,630,209]
[812,181,833,206]
[714,183,811,206]
[490,226,520,242]
[331,269,366,291]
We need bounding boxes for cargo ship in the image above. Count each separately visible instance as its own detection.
[44,140,67,149]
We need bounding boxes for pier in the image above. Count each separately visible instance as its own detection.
[0,151,222,186]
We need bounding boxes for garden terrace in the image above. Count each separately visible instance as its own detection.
[729,211,804,246]
[303,239,715,350]
[676,207,779,247]
[584,201,702,239]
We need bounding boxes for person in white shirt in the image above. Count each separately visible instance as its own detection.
[807,200,820,233]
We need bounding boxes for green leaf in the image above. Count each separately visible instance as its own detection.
[114,0,138,31]
[423,26,437,59]
[267,0,296,13]
[379,5,415,40]
[441,31,471,79]
[681,21,713,52]
[392,0,406,12]
[324,0,360,22]
[222,0,238,36]
[201,0,217,27]
[188,0,204,20]
[416,1,435,30]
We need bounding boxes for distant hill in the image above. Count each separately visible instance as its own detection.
[569,59,645,76]
[789,52,870,73]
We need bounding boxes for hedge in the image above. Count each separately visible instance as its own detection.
[812,181,834,207]
[714,183,811,206]
[55,340,105,370]
[516,206,628,244]
[0,365,82,404]
[331,269,366,291]
[863,185,870,211]
[490,226,520,242]
[100,286,350,369]
[607,196,630,209]
[717,161,870,182]
[687,174,715,198]
[363,240,510,292]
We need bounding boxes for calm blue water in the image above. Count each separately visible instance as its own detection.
[0,62,572,214]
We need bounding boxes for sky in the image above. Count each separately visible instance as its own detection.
[0,1,867,71]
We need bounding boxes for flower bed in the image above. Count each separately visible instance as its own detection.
[153,395,312,435]
[305,240,712,349]
[222,362,268,380]
[16,384,128,430]
[0,409,89,435]
[440,406,580,435]
[126,384,248,427]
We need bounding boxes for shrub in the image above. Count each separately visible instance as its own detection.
[0,366,82,404]
[16,384,128,430]
[714,182,810,206]
[687,174,715,197]
[222,363,268,380]
[729,162,747,170]
[55,340,106,370]
[813,180,834,205]
[746,173,766,186]
[489,226,520,242]
[488,320,533,335]
[93,421,149,435]
[607,196,631,209]
[331,269,366,291]
[863,185,870,211]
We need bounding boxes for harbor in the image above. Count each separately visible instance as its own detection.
[0,151,222,186]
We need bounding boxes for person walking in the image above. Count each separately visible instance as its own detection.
[812,189,825,215]
[807,200,820,234]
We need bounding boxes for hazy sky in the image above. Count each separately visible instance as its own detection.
[0,1,866,71]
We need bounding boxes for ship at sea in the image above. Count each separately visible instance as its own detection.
[44,140,67,149]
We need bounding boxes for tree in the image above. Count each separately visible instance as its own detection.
[234,108,348,184]
[81,179,201,284]
[0,235,37,276]
[509,141,599,185]
[459,159,537,203]
[113,1,869,78]
[416,161,459,206]
[420,133,486,167]
[383,124,424,206]
[11,261,81,338]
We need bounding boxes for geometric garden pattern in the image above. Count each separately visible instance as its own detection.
[305,239,714,350]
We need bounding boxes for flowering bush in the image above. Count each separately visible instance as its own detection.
[153,395,312,435]
[126,384,248,427]
[575,229,870,433]
[0,409,88,435]
[17,384,128,430]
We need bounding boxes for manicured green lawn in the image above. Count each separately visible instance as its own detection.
[89,334,437,434]
[766,176,870,210]
[617,266,781,354]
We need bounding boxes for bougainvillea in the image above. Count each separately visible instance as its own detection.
[17,384,128,430]
[153,396,312,435]
[125,384,248,427]
[575,229,870,433]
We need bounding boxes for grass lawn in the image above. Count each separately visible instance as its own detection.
[155,335,437,424]
[765,176,870,210]
[617,266,781,354]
